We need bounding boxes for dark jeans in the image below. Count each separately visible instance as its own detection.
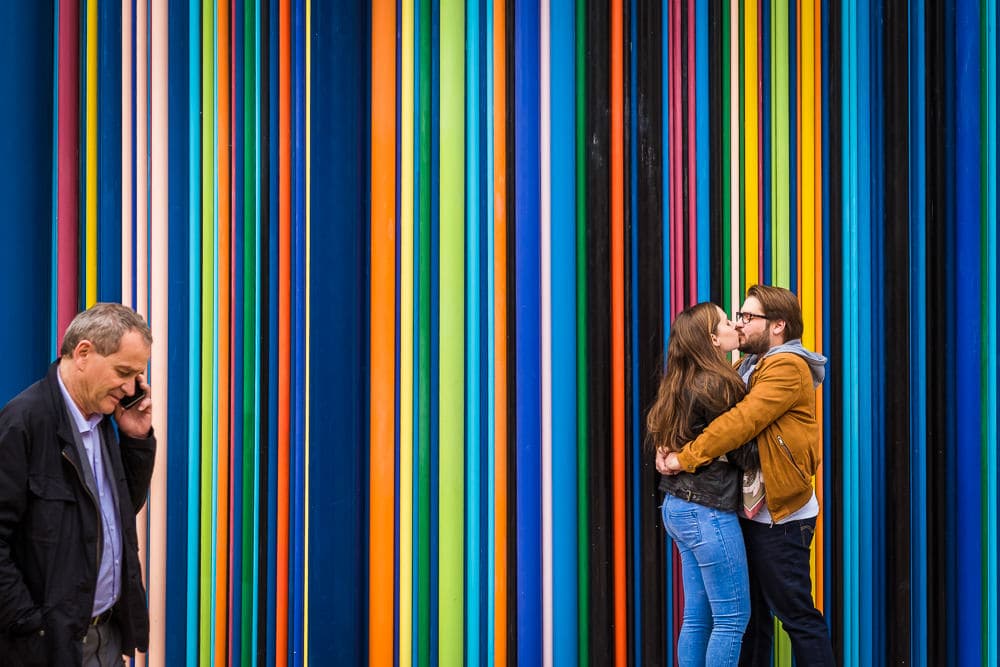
[738,517,835,667]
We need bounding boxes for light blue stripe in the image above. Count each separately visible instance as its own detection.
[841,0,859,661]
[552,0,578,663]
[907,0,928,663]
[186,0,202,660]
[465,0,481,662]
[860,0,875,659]
[484,0,496,661]
[983,2,998,663]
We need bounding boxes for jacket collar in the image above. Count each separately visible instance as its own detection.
[43,361,85,454]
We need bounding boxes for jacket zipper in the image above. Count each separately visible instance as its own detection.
[62,450,103,581]
[776,435,807,481]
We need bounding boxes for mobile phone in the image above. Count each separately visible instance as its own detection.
[120,378,146,410]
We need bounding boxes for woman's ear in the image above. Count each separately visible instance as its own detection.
[710,333,720,348]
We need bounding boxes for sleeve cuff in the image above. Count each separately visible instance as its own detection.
[676,449,700,473]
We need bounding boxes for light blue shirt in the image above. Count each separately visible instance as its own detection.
[57,373,122,616]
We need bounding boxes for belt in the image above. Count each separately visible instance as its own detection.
[90,608,113,627]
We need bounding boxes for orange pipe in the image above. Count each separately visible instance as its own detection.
[610,0,627,663]
[369,0,397,665]
[492,0,508,661]
[216,2,231,664]
[276,0,291,663]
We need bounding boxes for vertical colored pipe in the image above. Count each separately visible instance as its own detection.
[276,0,292,662]
[628,0,641,659]
[955,0,981,663]
[416,0,432,659]
[199,0,215,661]
[216,2,232,664]
[695,0,709,301]
[800,0,818,370]
[439,0,465,661]
[370,0,397,663]
[841,0,858,662]
[551,0,578,662]
[121,0,133,306]
[149,0,169,663]
[574,0,590,660]
[134,0,147,316]
[540,0,554,660]
[84,0,97,305]
[97,0,121,303]
[660,0,675,660]
[186,0,202,661]
[57,0,80,338]
[773,0,790,287]
[308,0,366,660]
[165,0,191,661]
[492,0,509,660]
[229,0,244,659]
[290,0,307,659]
[466,0,482,661]
[907,0,927,662]
[610,0,627,662]
[400,0,415,662]
[485,0,497,658]
[241,0,259,659]
[984,3,998,661]
[485,0,497,661]
[743,0,759,287]
[728,0,739,312]
[515,0,541,660]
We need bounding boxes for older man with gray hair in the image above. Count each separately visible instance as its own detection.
[0,303,156,666]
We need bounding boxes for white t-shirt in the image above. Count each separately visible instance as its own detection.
[746,490,819,524]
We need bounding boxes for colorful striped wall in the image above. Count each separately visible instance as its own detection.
[0,0,996,665]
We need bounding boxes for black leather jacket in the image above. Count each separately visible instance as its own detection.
[659,400,757,512]
[0,363,155,666]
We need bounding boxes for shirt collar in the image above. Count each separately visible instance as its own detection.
[56,369,103,434]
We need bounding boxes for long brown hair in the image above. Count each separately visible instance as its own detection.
[646,302,746,452]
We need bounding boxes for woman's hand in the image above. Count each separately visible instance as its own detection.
[656,448,683,475]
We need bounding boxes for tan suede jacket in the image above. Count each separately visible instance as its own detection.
[675,352,822,522]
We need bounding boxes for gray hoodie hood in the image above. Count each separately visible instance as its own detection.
[736,339,827,387]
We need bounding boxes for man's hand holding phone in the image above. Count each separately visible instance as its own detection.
[115,374,152,438]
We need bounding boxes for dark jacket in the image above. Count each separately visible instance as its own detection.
[0,363,155,666]
[659,391,757,512]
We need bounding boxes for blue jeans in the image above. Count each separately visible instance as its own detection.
[662,495,750,667]
[738,517,835,666]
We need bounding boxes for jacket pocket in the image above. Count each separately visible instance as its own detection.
[1,629,49,667]
[775,436,807,481]
[26,475,76,546]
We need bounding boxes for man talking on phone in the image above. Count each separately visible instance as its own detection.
[0,303,156,666]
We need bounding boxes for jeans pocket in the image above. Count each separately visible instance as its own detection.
[665,505,704,545]
[799,522,816,548]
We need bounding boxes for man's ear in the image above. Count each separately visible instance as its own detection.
[771,320,787,336]
[73,340,94,362]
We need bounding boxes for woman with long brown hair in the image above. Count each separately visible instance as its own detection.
[647,302,755,666]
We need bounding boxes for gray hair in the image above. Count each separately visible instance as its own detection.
[59,303,153,358]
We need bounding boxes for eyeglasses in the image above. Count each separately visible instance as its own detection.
[735,311,769,324]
